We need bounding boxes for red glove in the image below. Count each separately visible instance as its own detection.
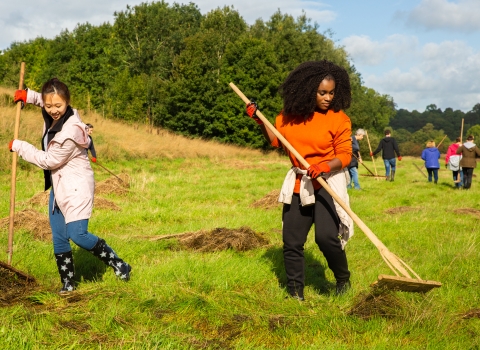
[91,157,97,163]
[398,156,402,161]
[369,152,374,157]
[9,140,14,152]
[14,89,27,109]
[245,100,263,125]
[307,163,331,178]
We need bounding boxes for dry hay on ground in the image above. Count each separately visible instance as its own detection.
[461,309,480,319]
[385,206,416,215]
[94,197,120,211]
[453,208,480,218]
[27,191,49,206]
[179,227,269,252]
[347,291,407,319]
[144,226,269,252]
[95,173,130,196]
[0,209,50,241]
[0,264,37,306]
[250,189,281,210]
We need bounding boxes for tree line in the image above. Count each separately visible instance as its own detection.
[0,1,478,154]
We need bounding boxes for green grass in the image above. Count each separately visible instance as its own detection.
[1,155,480,349]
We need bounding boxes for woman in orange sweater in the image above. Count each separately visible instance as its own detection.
[246,60,353,299]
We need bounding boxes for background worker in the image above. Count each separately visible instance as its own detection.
[347,128,365,190]
[85,123,97,162]
[421,140,440,184]
[371,129,402,181]
[456,135,480,189]
[445,137,463,188]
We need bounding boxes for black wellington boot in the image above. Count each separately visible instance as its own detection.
[89,238,131,281]
[390,170,395,182]
[54,251,75,294]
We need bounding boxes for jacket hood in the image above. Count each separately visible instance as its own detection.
[425,147,438,153]
[382,137,392,142]
[463,141,476,149]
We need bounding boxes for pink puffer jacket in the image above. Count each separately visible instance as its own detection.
[11,91,94,223]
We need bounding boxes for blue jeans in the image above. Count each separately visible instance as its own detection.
[452,170,463,187]
[347,167,361,189]
[49,190,99,253]
[383,158,396,176]
[427,168,438,182]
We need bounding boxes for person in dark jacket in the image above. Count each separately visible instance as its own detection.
[371,129,402,181]
[347,128,365,190]
[86,123,97,163]
[456,135,480,189]
[421,140,440,184]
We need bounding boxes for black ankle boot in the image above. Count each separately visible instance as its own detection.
[335,279,351,296]
[89,238,131,281]
[287,286,305,301]
[54,251,75,293]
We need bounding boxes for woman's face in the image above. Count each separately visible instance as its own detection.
[316,78,336,111]
[44,93,67,121]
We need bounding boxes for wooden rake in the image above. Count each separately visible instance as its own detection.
[230,82,441,293]
[351,153,385,179]
[4,62,36,281]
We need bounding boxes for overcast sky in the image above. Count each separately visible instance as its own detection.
[1,0,479,112]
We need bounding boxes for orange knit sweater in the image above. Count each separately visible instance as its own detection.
[271,109,352,193]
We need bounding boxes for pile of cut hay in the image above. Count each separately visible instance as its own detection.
[27,190,49,206]
[250,189,281,210]
[0,209,50,241]
[453,208,480,218]
[94,197,120,211]
[179,227,269,252]
[385,206,416,215]
[95,173,130,196]
[0,263,37,305]
[143,226,270,252]
[347,291,407,319]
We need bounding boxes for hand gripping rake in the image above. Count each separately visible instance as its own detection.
[230,82,441,292]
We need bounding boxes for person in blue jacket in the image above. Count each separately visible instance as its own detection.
[421,140,441,184]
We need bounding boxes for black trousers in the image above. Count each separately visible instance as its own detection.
[463,168,474,189]
[282,188,350,296]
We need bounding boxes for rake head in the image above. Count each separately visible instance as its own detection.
[371,274,442,293]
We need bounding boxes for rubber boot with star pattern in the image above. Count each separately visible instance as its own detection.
[89,238,131,281]
[54,251,75,294]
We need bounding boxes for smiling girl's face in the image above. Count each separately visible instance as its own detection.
[44,93,67,121]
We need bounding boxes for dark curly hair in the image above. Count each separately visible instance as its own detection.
[279,60,351,117]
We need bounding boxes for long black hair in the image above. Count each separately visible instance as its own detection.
[279,60,351,117]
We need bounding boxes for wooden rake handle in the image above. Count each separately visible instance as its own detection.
[8,62,26,265]
[229,82,417,279]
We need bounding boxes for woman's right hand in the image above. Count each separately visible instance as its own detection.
[14,89,27,108]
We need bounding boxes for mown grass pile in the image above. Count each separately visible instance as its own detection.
[1,91,480,348]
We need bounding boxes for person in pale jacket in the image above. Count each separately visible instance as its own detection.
[11,78,131,293]
[421,140,440,184]
[445,137,463,188]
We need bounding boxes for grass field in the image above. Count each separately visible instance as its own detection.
[1,94,480,349]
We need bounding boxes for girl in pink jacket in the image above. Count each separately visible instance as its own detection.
[11,78,131,293]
